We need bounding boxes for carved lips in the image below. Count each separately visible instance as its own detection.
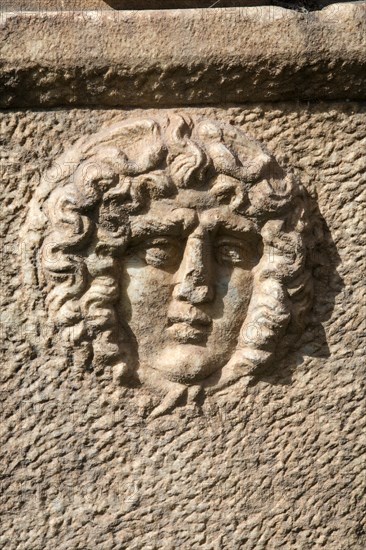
[166,304,212,344]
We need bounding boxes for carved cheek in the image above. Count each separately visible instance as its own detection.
[214,266,253,324]
[120,261,174,332]
[124,263,174,305]
[118,262,175,354]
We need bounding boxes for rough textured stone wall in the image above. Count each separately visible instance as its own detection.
[1,103,365,549]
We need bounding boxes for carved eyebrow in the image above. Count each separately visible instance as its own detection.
[216,219,259,238]
[200,209,259,236]
[130,216,193,239]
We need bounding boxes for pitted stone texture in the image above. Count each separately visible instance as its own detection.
[1,103,365,549]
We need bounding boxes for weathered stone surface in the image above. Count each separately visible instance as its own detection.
[1,4,366,107]
[1,103,365,548]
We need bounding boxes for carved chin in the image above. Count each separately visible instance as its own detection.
[150,344,227,384]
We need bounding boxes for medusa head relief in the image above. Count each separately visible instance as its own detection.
[22,115,320,413]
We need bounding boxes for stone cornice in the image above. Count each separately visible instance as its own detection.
[0,3,365,107]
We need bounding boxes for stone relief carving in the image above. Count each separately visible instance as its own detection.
[21,115,321,414]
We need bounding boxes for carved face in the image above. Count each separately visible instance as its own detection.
[23,115,315,404]
[119,190,262,384]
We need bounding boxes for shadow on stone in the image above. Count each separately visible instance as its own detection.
[253,190,344,388]
[105,1,349,11]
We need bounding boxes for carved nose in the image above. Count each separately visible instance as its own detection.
[173,234,214,304]
[173,281,214,304]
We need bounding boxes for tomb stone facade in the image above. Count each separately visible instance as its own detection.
[0,3,365,549]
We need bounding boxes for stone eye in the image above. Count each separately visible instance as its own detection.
[215,239,249,267]
[136,238,182,268]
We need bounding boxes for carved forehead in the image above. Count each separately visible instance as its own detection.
[130,201,259,239]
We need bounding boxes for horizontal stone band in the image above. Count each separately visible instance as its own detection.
[0,3,365,107]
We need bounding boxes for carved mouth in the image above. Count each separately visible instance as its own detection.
[166,311,212,343]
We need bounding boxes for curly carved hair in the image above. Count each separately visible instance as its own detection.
[22,115,319,386]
